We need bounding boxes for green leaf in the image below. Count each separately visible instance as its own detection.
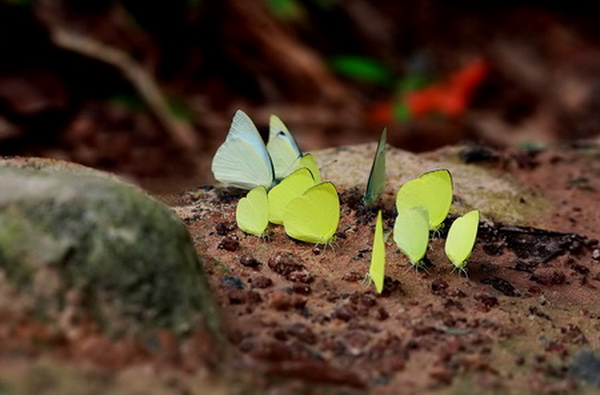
[329,56,392,85]
[265,0,304,20]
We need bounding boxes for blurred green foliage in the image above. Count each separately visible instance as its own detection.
[328,56,393,85]
[266,0,304,20]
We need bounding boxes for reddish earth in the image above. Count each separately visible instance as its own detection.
[179,141,600,393]
[1,141,600,393]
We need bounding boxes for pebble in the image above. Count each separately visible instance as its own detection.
[218,237,239,252]
[240,254,261,268]
[250,276,273,289]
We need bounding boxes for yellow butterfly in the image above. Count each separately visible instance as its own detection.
[267,167,316,225]
[283,182,339,244]
[445,210,480,271]
[236,186,269,237]
[393,207,429,267]
[396,169,453,230]
[369,210,386,293]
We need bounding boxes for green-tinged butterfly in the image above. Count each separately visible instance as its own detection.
[212,110,310,190]
[396,169,453,230]
[393,207,430,267]
[236,186,269,237]
[369,210,386,293]
[297,153,322,183]
[283,182,340,244]
[445,210,480,271]
[363,129,387,207]
[267,167,316,225]
[267,114,303,180]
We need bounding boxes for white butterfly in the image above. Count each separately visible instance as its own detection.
[211,110,304,190]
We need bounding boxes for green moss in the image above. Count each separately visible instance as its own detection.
[0,159,224,344]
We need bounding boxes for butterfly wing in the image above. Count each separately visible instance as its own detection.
[445,210,480,268]
[236,186,269,236]
[369,210,385,293]
[267,168,316,224]
[396,169,452,230]
[363,129,387,207]
[212,110,274,190]
[393,207,430,266]
[283,182,340,244]
[297,154,322,183]
[267,114,302,180]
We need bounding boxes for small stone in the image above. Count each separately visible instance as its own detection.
[431,278,449,295]
[240,254,260,268]
[218,237,239,252]
[474,293,499,308]
[291,284,311,295]
[250,276,273,289]
[227,290,246,305]
[285,270,314,283]
[341,271,363,282]
[592,249,600,261]
[215,222,233,236]
[270,293,292,310]
[375,307,389,321]
[268,253,305,276]
[221,276,244,290]
[269,292,307,311]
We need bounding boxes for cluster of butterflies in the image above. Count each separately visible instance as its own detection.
[212,110,339,244]
[370,169,480,293]
[211,110,480,294]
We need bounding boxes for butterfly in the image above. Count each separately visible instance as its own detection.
[369,210,386,293]
[396,169,453,230]
[393,207,430,267]
[236,186,269,237]
[213,110,319,190]
[267,167,316,225]
[267,114,304,180]
[283,182,340,244]
[445,210,480,271]
[363,129,387,207]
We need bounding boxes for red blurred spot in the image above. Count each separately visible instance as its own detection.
[406,58,488,119]
[368,58,489,124]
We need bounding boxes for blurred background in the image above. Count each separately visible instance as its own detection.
[2,0,600,191]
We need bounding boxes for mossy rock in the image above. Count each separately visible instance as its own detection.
[0,157,223,340]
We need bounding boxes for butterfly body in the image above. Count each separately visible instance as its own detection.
[394,207,430,266]
[369,210,386,293]
[236,186,269,237]
[445,210,480,269]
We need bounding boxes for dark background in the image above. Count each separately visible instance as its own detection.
[2,0,600,190]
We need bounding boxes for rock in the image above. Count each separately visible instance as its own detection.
[0,157,223,341]
[313,144,549,224]
[568,349,600,387]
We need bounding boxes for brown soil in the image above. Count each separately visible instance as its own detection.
[179,142,600,393]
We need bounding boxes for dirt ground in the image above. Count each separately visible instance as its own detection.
[176,140,600,393]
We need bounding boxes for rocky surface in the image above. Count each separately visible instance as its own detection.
[0,157,223,340]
